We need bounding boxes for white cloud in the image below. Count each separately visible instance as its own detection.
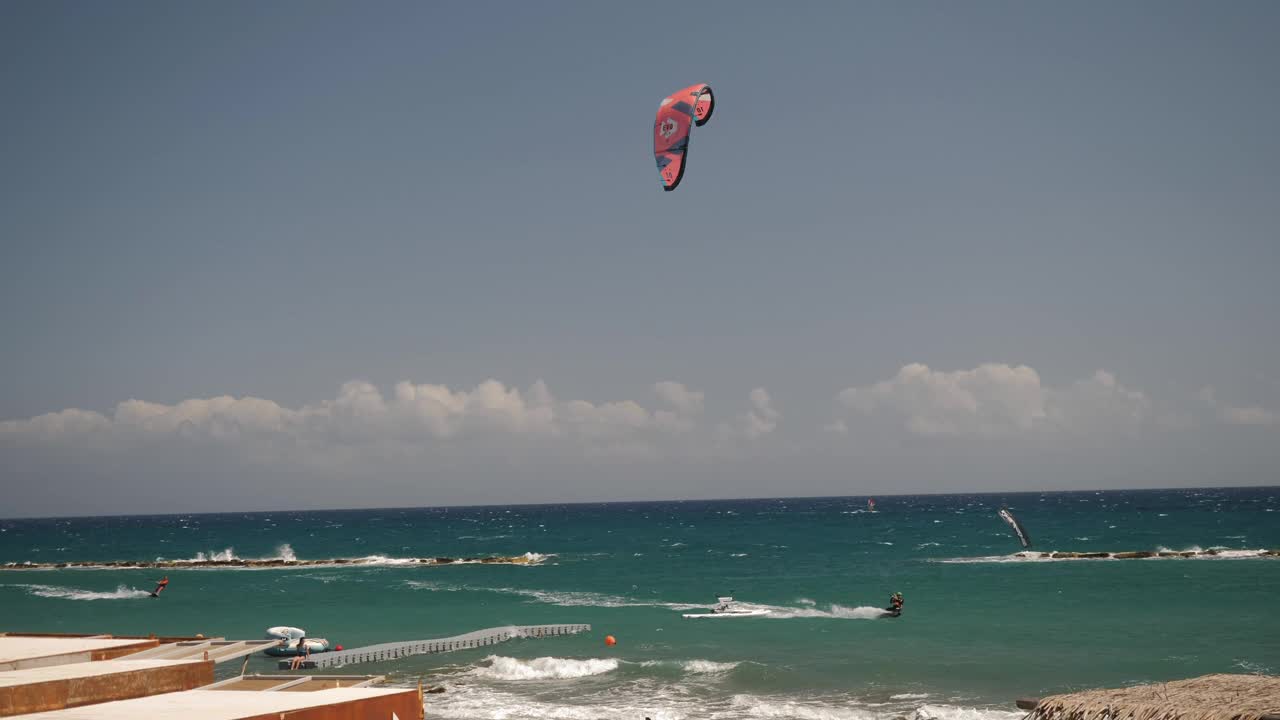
[1219,406,1276,426]
[0,378,766,464]
[834,363,1150,437]
[1198,386,1277,426]
[741,388,780,439]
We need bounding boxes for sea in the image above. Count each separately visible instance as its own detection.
[2,487,1278,720]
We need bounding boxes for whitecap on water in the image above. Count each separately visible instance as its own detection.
[472,655,618,681]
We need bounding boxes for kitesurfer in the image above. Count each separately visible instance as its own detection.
[886,592,903,614]
[150,576,169,597]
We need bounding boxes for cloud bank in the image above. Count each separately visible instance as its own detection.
[2,364,1274,516]
[832,364,1154,437]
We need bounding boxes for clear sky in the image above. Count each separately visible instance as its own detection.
[2,1,1278,517]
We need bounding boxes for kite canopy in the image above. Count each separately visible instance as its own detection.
[654,83,714,191]
[998,508,1032,549]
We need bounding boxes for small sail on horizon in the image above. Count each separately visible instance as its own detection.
[868,498,876,512]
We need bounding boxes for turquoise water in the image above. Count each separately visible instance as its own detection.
[2,487,1278,719]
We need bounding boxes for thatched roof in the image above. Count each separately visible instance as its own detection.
[1028,674,1280,720]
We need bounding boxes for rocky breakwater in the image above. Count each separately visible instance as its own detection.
[1017,549,1280,560]
[1,554,548,570]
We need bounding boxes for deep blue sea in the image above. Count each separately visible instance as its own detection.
[2,487,1278,719]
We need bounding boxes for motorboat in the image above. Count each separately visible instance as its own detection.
[682,596,771,619]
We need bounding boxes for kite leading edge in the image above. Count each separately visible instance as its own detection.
[654,83,714,192]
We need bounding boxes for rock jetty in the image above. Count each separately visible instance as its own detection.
[0,554,546,570]
[1022,549,1279,561]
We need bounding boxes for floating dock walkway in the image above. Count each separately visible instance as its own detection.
[279,624,591,670]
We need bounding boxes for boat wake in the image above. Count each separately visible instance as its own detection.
[9,583,152,601]
[404,582,705,611]
[403,583,889,619]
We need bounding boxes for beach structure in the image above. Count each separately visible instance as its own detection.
[0,635,160,671]
[204,674,386,691]
[281,623,592,669]
[7,686,423,719]
[1016,673,1280,720]
[0,659,212,716]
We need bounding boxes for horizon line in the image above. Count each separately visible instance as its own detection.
[3,483,1276,522]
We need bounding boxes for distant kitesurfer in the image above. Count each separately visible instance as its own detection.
[150,576,169,597]
[886,592,903,614]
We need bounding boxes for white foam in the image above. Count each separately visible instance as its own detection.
[891,693,930,700]
[16,583,151,601]
[472,655,619,681]
[640,659,741,674]
[912,705,1025,720]
[164,547,238,563]
[730,696,879,720]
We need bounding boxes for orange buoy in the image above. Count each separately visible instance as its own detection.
[604,635,617,646]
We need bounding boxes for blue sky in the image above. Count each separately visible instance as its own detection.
[2,2,1278,516]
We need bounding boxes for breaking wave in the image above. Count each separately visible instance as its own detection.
[13,583,152,601]
[425,675,1026,720]
[640,659,741,674]
[472,655,619,681]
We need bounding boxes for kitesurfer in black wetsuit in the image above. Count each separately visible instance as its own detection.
[150,576,169,597]
[886,592,903,614]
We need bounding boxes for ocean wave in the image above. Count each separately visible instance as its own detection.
[422,676,1023,720]
[729,696,1025,720]
[472,655,619,681]
[12,583,151,601]
[639,659,741,674]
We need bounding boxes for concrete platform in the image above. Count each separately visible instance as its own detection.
[0,637,158,671]
[12,686,423,719]
[0,659,211,716]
